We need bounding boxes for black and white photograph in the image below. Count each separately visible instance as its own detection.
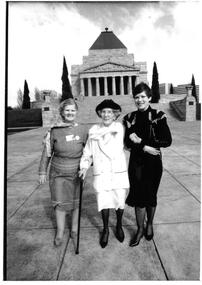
[4,0,201,281]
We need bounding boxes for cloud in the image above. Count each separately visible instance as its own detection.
[120,1,201,85]
[7,1,201,106]
[8,2,100,106]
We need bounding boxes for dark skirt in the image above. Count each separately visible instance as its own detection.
[126,153,163,207]
[49,164,80,212]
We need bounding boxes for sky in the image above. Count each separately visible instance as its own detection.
[7,0,202,107]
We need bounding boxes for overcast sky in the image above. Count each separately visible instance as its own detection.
[8,0,201,106]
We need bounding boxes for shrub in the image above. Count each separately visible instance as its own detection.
[7,109,42,128]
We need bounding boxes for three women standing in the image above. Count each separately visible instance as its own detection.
[39,99,87,246]
[123,82,172,246]
[79,99,129,248]
[39,82,172,249]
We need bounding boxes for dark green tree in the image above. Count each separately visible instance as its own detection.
[61,56,73,102]
[151,61,160,103]
[170,84,174,94]
[22,80,30,109]
[191,74,197,102]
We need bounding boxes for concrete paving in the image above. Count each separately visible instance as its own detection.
[6,120,200,280]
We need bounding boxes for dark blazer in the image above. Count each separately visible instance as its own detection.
[123,106,172,153]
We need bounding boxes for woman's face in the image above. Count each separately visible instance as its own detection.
[134,91,151,111]
[62,104,77,122]
[100,108,115,126]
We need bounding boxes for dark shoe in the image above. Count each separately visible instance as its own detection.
[145,224,154,241]
[129,231,143,247]
[100,228,109,248]
[115,226,125,242]
[54,237,63,247]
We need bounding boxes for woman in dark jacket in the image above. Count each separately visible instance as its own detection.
[123,82,172,247]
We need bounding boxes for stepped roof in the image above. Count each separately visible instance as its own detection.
[89,28,127,50]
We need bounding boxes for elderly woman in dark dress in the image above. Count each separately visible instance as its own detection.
[39,98,87,246]
[123,82,172,247]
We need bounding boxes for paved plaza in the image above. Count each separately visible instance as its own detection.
[6,119,200,280]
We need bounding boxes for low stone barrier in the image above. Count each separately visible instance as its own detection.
[170,86,197,121]
[170,98,186,120]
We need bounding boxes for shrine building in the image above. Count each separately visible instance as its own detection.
[71,28,148,98]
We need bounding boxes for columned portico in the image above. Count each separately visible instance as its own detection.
[80,73,139,97]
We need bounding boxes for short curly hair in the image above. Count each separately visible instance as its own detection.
[59,98,78,120]
[133,82,152,98]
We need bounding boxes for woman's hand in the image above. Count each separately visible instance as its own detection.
[39,174,47,184]
[78,168,88,180]
[129,132,142,144]
[143,145,160,156]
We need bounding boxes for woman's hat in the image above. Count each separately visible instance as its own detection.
[95,99,122,117]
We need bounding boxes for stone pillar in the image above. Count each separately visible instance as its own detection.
[185,85,196,121]
[80,78,85,97]
[120,76,124,95]
[104,77,108,96]
[186,85,193,97]
[96,77,100,96]
[112,76,116,95]
[135,76,140,85]
[128,76,132,95]
[88,78,92,97]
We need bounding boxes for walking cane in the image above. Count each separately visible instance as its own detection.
[75,177,84,254]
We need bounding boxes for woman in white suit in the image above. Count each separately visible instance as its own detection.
[79,99,129,248]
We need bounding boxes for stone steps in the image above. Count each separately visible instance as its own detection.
[49,94,182,125]
[76,95,181,123]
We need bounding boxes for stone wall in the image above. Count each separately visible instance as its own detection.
[170,98,186,120]
[41,97,61,127]
[170,86,197,121]
[159,83,171,94]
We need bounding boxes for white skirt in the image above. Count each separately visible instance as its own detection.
[93,171,129,193]
[96,188,129,212]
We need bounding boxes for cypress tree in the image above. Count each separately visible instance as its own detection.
[170,83,174,94]
[151,62,160,103]
[22,80,30,109]
[191,74,197,102]
[61,56,73,102]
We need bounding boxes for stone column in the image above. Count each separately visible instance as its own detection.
[135,76,140,85]
[104,77,108,96]
[112,76,116,95]
[80,78,85,96]
[120,76,124,95]
[128,76,132,95]
[186,85,193,97]
[96,77,100,96]
[88,78,92,97]
[185,86,196,121]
